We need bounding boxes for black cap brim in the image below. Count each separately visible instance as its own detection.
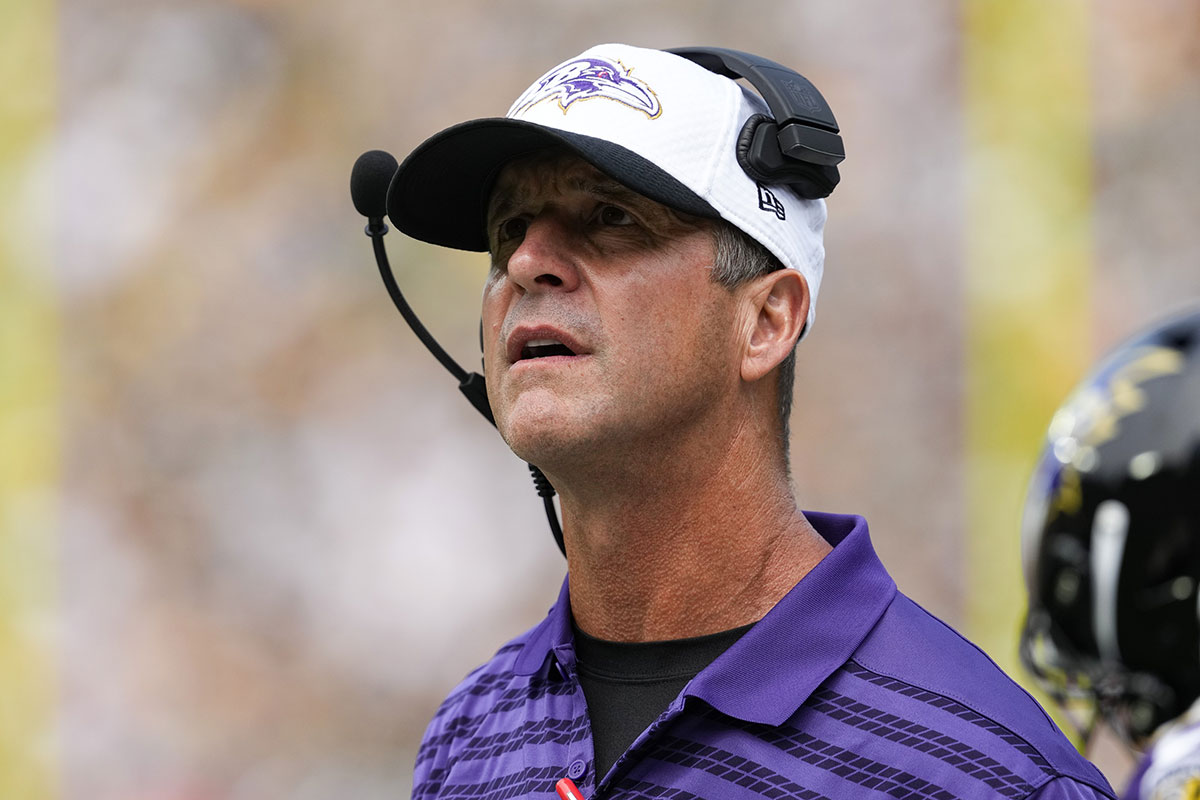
[386,117,720,252]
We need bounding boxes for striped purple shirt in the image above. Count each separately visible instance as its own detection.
[413,512,1115,799]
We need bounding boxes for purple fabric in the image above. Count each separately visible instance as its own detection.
[1122,714,1200,800]
[412,512,1116,799]
[1122,758,1151,800]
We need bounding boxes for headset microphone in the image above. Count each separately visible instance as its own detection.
[351,149,398,221]
[350,150,566,555]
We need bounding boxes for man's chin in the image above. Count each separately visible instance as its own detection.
[497,405,604,469]
[501,416,586,465]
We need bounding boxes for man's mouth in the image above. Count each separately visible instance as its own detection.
[506,327,589,365]
[520,339,577,360]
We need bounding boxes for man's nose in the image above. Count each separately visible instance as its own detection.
[505,215,582,294]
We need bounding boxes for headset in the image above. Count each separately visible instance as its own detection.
[350,46,844,557]
[668,47,843,198]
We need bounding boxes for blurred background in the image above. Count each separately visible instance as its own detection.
[3,0,1200,797]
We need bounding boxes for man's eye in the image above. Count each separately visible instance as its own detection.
[497,217,528,242]
[597,205,634,226]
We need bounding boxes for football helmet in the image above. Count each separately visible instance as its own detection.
[1020,308,1200,749]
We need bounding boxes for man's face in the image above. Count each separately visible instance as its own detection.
[481,151,744,471]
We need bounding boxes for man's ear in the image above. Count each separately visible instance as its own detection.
[740,269,809,384]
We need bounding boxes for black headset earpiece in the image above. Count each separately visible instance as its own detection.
[668,46,844,199]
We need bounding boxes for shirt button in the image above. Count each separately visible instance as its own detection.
[567,759,586,780]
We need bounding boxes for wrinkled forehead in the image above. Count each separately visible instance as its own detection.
[488,151,630,213]
[485,149,708,236]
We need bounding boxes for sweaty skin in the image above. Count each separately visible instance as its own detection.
[482,151,830,643]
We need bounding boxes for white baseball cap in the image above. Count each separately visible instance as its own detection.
[387,43,831,335]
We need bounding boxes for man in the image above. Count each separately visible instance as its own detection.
[386,43,1114,799]
[1019,308,1200,799]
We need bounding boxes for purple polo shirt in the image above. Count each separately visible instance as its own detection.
[413,512,1115,799]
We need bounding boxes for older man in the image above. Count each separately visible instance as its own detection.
[384,43,1114,800]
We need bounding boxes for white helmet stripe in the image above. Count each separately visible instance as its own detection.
[1091,499,1130,663]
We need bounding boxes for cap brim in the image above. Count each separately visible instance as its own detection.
[386,118,720,252]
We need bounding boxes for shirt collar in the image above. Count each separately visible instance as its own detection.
[513,575,574,677]
[687,512,897,725]
[513,512,897,726]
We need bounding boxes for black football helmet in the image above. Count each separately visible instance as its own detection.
[1019,307,1200,750]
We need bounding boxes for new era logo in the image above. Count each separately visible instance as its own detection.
[757,184,785,220]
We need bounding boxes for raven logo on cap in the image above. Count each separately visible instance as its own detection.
[510,57,662,119]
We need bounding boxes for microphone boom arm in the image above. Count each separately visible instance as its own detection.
[363,217,565,555]
[370,222,468,384]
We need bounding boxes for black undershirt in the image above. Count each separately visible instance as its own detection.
[572,619,755,781]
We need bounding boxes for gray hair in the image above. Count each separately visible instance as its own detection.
[709,223,798,454]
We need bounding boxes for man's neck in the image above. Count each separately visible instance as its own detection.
[551,431,832,643]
